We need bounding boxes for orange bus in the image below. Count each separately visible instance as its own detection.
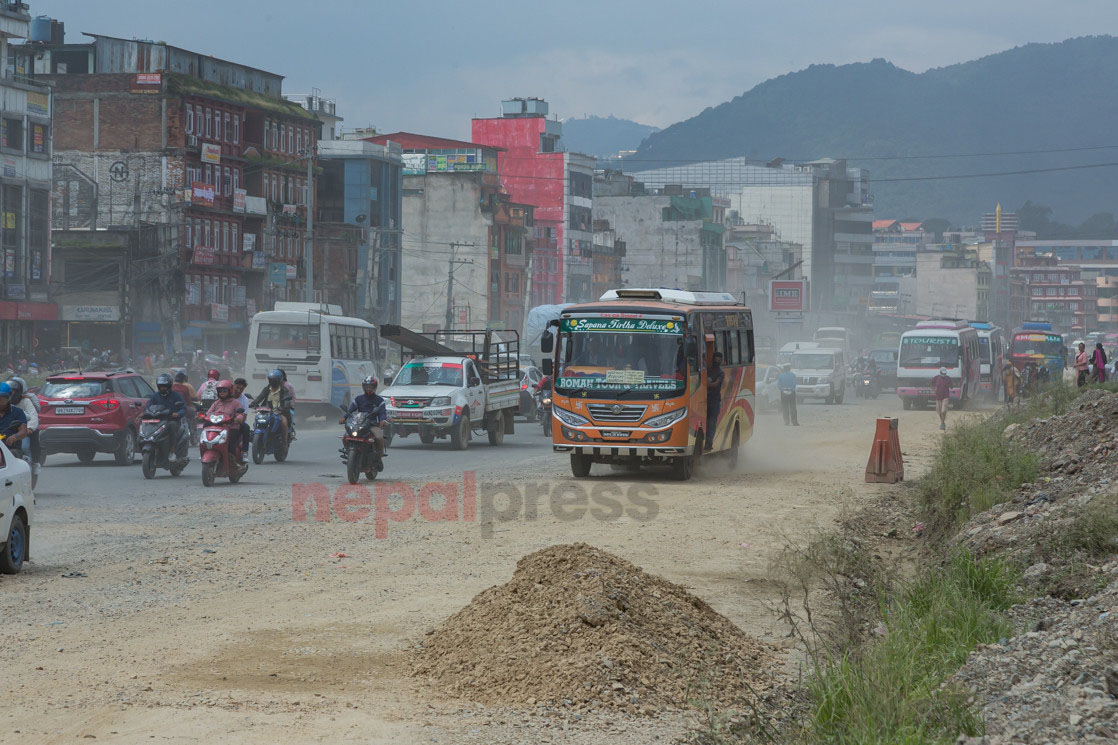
[540,288,755,480]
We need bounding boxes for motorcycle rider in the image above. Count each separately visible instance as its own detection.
[0,381,30,458]
[197,368,220,408]
[232,378,252,455]
[279,368,296,440]
[8,377,40,476]
[250,369,292,441]
[145,373,187,459]
[206,380,247,464]
[339,375,387,457]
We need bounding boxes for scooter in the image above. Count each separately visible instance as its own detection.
[339,406,386,484]
[539,392,553,436]
[139,405,190,479]
[199,410,247,487]
[857,370,880,399]
[251,407,291,464]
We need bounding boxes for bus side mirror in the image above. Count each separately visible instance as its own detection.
[541,359,553,376]
[541,330,554,354]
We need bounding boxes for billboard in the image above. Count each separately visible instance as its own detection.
[770,279,809,313]
[201,143,222,164]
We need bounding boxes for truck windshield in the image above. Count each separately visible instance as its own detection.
[900,336,960,367]
[393,362,463,387]
[792,354,836,370]
[555,317,686,398]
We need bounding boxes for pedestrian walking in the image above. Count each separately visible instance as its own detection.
[1075,342,1089,387]
[1093,343,1107,384]
[777,363,799,426]
[933,366,952,431]
[705,352,725,449]
[1001,361,1019,407]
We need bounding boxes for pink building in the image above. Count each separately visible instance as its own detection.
[472,98,595,305]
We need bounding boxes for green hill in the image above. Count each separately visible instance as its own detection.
[628,36,1118,225]
[562,115,658,159]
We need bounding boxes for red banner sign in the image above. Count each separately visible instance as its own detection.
[191,182,215,207]
[770,279,809,312]
[192,247,215,266]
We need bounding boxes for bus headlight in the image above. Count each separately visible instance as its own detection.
[554,407,590,427]
[430,396,451,406]
[643,408,686,429]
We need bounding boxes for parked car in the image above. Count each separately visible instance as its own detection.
[0,437,34,573]
[38,369,155,464]
[757,364,781,410]
[517,366,544,418]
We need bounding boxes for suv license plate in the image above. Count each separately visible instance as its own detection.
[56,406,84,415]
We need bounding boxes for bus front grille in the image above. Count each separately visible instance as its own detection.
[587,403,647,422]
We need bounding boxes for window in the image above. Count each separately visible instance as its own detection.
[232,224,239,253]
[116,377,140,399]
[288,125,294,153]
[204,163,213,185]
[279,124,286,153]
[271,122,279,152]
[205,108,212,138]
[1,117,23,150]
[232,114,240,144]
[296,129,302,156]
[64,259,118,291]
[30,123,47,155]
[185,105,194,133]
[223,166,232,196]
[223,222,230,254]
[233,168,239,191]
[224,112,231,142]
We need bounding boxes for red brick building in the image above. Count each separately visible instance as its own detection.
[27,33,319,353]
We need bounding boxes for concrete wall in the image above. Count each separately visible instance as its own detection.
[915,253,979,318]
[594,195,707,291]
[400,173,492,331]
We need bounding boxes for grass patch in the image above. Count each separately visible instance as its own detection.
[800,551,1017,745]
[918,417,1038,533]
[1044,491,1118,559]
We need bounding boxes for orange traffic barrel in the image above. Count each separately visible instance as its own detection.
[865,417,904,483]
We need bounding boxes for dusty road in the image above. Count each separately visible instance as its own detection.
[2,395,955,744]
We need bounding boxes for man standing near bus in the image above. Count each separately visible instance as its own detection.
[705,352,725,450]
[777,363,798,426]
[934,366,951,431]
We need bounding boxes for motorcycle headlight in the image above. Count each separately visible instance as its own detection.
[553,407,590,427]
[542,397,552,406]
[430,396,451,407]
[644,407,687,429]
[209,414,224,423]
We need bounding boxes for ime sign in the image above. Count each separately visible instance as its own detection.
[770,279,809,312]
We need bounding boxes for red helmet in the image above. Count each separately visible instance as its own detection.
[216,379,234,393]
[208,369,220,379]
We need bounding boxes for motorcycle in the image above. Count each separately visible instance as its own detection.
[251,407,291,464]
[198,410,247,487]
[139,404,190,479]
[339,407,386,484]
[856,370,880,399]
[539,392,553,436]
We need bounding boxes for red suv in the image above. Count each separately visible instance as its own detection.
[38,370,155,464]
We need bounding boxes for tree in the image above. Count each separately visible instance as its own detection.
[920,217,952,242]
[1076,212,1117,238]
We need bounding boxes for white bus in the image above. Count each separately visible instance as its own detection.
[246,302,380,413]
[897,319,980,409]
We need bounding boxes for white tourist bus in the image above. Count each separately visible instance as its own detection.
[246,302,380,413]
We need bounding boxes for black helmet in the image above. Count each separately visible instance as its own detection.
[7,377,23,403]
[174,371,187,383]
[156,373,173,391]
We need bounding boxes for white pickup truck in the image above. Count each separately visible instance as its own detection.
[382,355,519,449]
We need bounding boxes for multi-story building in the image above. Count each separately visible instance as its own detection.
[283,90,342,140]
[0,4,55,352]
[590,219,625,299]
[471,98,595,305]
[313,139,403,322]
[1016,240,1118,331]
[915,246,992,320]
[627,156,873,311]
[1012,254,1097,333]
[366,132,531,332]
[594,184,726,292]
[723,219,802,307]
[22,30,321,353]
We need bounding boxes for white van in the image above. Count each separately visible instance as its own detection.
[778,341,819,367]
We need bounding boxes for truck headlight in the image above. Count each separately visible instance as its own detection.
[430,396,451,406]
[644,408,687,429]
[554,407,590,427]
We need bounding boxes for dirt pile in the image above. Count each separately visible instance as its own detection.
[412,543,775,713]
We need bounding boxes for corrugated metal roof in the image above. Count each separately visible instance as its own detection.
[366,131,504,152]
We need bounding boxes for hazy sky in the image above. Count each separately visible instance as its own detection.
[35,0,1118,139]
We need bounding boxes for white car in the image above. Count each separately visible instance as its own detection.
[1,438,34,574]
[757,365,782,410]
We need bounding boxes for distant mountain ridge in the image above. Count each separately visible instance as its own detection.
[628,36,1118,224]
[562,115,658,159]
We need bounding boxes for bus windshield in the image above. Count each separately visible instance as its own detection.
[256,323,321,351]
[555,317,686,398]
[393,362,463,387]
[1011,333,1063,358]
[900,336,960,368]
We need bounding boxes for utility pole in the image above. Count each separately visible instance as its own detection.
[444,242,474,330]
[303,146,315,304]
